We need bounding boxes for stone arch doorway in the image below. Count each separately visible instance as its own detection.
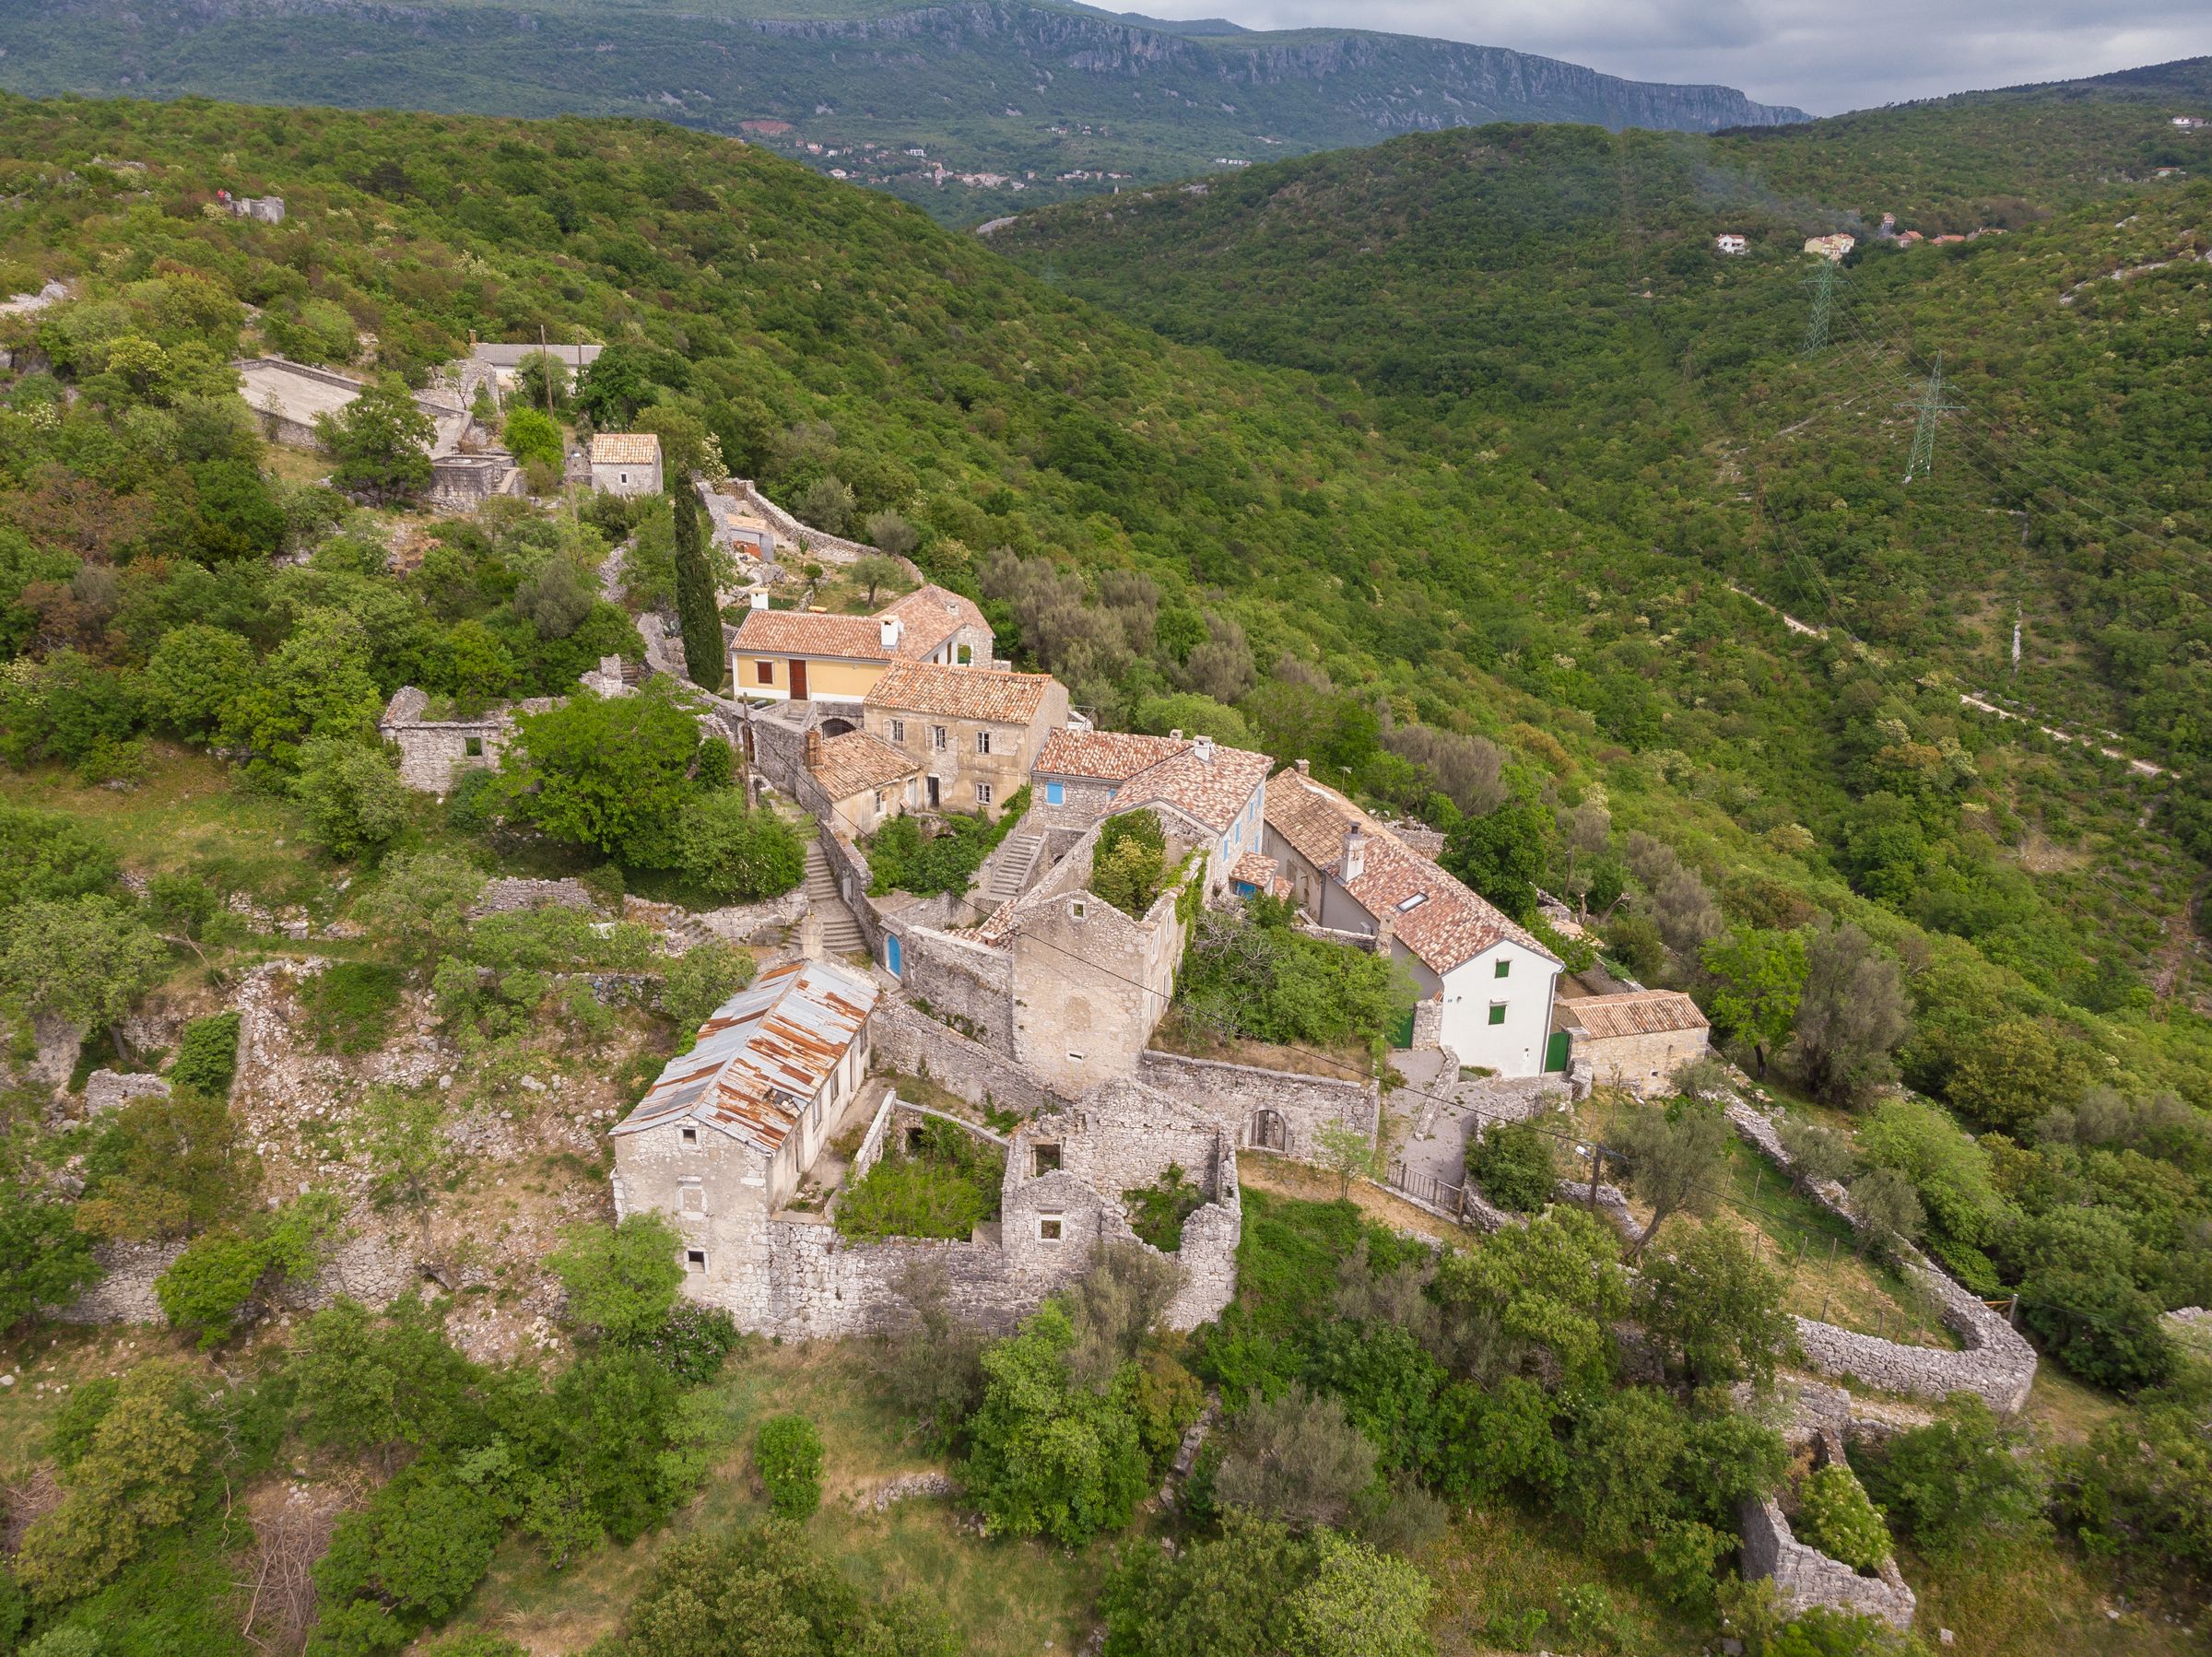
[818,715,857,737]
[1249,1109,1289,1154]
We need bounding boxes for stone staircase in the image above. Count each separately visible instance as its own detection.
[982,830,1045,905]
[803,840,867,957]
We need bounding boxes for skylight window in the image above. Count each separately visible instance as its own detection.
[1395,893,1430,912]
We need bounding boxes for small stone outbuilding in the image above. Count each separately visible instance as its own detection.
[589,432,664,497]
[1558,989,1709,1095]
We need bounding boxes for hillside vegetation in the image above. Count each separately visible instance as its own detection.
[0,85,2209,1653]
[0,0,1800,224]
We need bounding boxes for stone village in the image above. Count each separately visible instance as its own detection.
[284,346,2038,1629]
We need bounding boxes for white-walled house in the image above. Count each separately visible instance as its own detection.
[1264,767,1563,1076]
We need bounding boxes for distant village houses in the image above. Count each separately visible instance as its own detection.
[1714,233,1748,255]
[1803,233,1855,262]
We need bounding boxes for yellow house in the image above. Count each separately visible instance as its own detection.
[728,584,994,706]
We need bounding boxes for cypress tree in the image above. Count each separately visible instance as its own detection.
[671,478,724,691]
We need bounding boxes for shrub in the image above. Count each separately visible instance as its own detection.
[753,1415,824,1520]
[622,1299,741,1386]
[167,1012,241,1098]
[1124,1163,1205,1251]
[547,1214,686,1343]
[835,1120,1003,1241]
[1465,1121,1555,1212]
[863,804,1024,899]
[1854,1395,2045,1560]
[675,793,805,902]
[310,1463,503,1651]
[1211,1384,1378,1531]
[660,939,757,1032]
[299,962,406,1054]
[155,1231,277,1348]
[1794,1464,1890,1571]
[294,736,411,860]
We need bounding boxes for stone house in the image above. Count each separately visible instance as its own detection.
[863,662,1066,819]
[1030,728,1270,896]
[728,584,993,709]
[377,687,544,793]
[1265,766,1563,1076]
[470,341,601,405]
[227,194,286,223]
[589,432,663,496]
[804,727,924,838]
[1557,989,1709,1095]
[610,958,879,1294]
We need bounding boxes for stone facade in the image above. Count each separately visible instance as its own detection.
[377,687,528,794]
[82,1069,171,1115]
[871,998,1063,1117]
[862,666,1067,819]
[1135,1050,1378,1160]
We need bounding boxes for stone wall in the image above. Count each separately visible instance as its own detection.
[896,928,1014,1050]
[379,687,516,793]
[1739,1498,1916,1630]
[1577,1026,1710,1096]
[1135,1050,1378,1160]
[729,477,914,570]
[1728,1099,2037,1414]
[871,998,1064,1116]
[60,1206,419,1327]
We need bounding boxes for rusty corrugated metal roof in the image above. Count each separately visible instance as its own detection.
[613,957,878,1154]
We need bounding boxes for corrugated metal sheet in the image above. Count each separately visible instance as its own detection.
[613,957,878,1153]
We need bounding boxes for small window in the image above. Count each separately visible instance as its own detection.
[975,781,993,805]
[463,735,484,758]
[1032,1143,1061,1176]
[958,644,973,664]
[931,725,947,751]
[679,1125,699,1146]
[1495,958,1512,979]
[1488,1003,1508,1026]
[890,717,906,744]
[1045,781,1064,805]
[1071,900,1087,921]
[1037,1216,1064,1243]
[685,1250,708,1273]
[756,659,775,685]
[1066,1051,1085,1063]
[874,790,886,811]
[976,730,992,755]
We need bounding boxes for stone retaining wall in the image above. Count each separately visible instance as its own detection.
[1134,1049,1378,1160]
[896,926,1014,1051]
[1726,1101,2036,1414]
[1740,1497,1917,1630]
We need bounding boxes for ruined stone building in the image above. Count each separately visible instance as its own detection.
[1264,766,1565,1076]
[608,961,1239,1336]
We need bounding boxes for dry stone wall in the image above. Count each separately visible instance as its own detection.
[873,998,1065,1116]
[1135,1050,1378,1159]
[1740,1496,1917,1630]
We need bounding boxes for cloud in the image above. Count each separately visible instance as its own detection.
[1131,0,2212,115]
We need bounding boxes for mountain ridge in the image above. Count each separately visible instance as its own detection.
[0,0,1806,222]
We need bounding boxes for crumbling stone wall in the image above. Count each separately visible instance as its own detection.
[1135,1050,1377,1160]
[378,687,520,794]
[871,998,1062,1116]
[895,928,1014,1050]
[1739,1430,1916,1631]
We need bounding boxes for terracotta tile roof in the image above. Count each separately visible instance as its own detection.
[733,607,893,661]
[880,584,988,658]
[589,432,661,465]
[1117,741,1271,834]
[1562,989,1708,1040]
[1035,729,1190,782]
[1264,770,1559,976]
[865,660,1056,724]
[1230,852,1283,894]
[811,731,918,801]
[613,958,878,1156]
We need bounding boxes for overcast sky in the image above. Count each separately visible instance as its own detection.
[1125,0,2212,116]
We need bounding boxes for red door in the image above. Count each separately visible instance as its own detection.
[789,658,808,701]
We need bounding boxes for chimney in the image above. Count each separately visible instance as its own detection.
[1342,826,1366,883]
[748,590,770,611]
[805,729,823,769]
[1193,734,1214,763]
[1169,728,1183,742]
[1373,908,1394,957]
[879,616,903,652]
[1296,758,1311,775]
[798,905,824,961]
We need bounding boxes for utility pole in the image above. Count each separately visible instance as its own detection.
[1802,258,1841,354]
[1899,350,1965,483]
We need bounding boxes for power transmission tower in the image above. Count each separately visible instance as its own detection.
[1898,351,1965,483]
[1802,258,1841,354]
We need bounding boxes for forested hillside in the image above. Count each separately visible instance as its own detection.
[994,70,2212,787]
[1,87,2211,1654]
[0,0,1801,223]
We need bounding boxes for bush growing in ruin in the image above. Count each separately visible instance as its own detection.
[1793,1464,1891,1572]
[754,1415,824,1520]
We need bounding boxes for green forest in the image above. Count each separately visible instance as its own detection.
[0,62,2206,1657]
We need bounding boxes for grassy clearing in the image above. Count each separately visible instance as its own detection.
[1148,1010,1376,1082]
[1908,1538,2204,1657]
[445,1340,1103,1655]
[1238,1149,1466,1246]
[1423,1505,1708,1656]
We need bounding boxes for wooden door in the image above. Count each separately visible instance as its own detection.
[789,657,808,701]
